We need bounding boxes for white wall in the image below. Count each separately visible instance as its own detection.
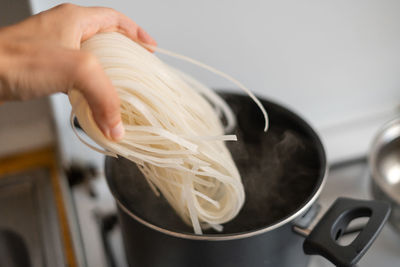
[32,0,400,162]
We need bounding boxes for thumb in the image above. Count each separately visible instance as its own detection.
[72,52,124,141]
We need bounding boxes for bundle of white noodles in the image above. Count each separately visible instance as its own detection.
[69,32,268,234]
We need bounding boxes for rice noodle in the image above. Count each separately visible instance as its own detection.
[68,32,268,234]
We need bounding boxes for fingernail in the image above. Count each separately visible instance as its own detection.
[110,121,125,141]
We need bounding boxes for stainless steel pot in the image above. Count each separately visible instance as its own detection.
[369,118,400,231]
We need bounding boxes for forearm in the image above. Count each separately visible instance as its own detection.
[0,32,35,101]
[0,37,10,101]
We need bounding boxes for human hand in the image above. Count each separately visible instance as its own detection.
[0,3,157,140]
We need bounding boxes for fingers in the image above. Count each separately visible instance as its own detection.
[0,40,124,141]
[111,11,157,46]
[71,51,124,141]
[137,27,157,52]
[76,6,157,50]
[137,27,157,46]
[37,4,157,51]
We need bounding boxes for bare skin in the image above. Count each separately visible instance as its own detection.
[0,3,157,140]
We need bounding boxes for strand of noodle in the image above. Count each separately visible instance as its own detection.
[183,179,202,234]
[169,66,236,133]
[183,135,237,142]
[193,190,221,209]
[123,125,198,152]
[208,223,224,232]
[149,172,219,212]
[121,141,194,155]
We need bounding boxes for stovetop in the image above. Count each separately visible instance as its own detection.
[68,158,400,267]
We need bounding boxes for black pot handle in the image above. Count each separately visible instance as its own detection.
[303,197,391,267]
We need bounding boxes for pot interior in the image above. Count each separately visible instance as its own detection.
[105,92,326,235]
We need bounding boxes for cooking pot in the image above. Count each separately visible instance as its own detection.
[104,92,390,267]
[369,118,400,232]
